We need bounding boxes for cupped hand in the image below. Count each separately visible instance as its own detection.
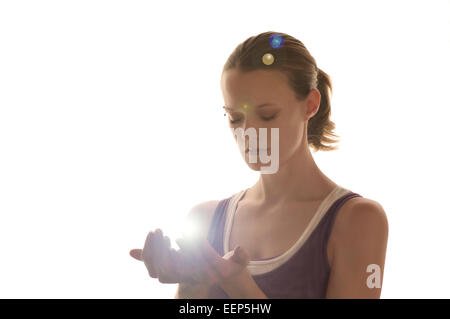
[129,228,250,286]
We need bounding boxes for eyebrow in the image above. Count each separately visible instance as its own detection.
[223,103,276,112]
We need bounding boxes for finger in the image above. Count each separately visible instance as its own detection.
[152,230,165,277]
[237,246,250,266]
[167,248,183,282]
[163,235,171,249]
[129,249,143,261]
[231,246,250,265]
[158,236,179,283]
[145,232,159,278]
[158,248,180,284]
[143,231,159,278]
[162,235,177,278]
[154,230,177,282]
[154,229,165,260]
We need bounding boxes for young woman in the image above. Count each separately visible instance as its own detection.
[130,31,389,299]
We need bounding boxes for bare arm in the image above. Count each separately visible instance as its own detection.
[325,199,389,298]
[174,282,211,299]
[218,266,268,299]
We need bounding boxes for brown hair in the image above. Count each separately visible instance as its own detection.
[222,31,339,152]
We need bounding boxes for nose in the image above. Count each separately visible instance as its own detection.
[241,115,254,131]
[242,119,262,151]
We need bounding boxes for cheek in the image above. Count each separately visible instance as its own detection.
[276,121,304,153]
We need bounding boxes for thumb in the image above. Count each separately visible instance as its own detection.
[231,246,250,266]
[129,249,143,261]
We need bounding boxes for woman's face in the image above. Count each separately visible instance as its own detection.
[220,68,319,172]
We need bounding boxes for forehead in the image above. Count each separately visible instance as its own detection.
[220,69,292,106]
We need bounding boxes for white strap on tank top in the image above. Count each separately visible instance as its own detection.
[223,184,353,275]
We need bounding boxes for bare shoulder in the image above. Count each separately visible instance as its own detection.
[325,196,389,298]
[334,197,389,235]
[328,196,389,263]
[183,200,221,239]
[336,197,388,227]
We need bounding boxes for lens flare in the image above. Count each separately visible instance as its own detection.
[262,53,274,66]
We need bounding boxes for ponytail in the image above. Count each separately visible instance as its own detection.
[307,68,340,152]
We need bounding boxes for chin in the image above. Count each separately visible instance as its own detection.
[244,160,280,174]
[245,162,263,171]
[243,154,283,174]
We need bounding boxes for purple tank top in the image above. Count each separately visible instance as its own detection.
[206,190,362,299]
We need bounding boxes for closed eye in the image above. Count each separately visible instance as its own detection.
[228,115,243,124]
[261,114,278,121]
[227,113,278,124]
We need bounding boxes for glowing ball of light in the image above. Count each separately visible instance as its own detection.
[269,34,284,49]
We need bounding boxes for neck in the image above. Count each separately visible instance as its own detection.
[250,138,337,205]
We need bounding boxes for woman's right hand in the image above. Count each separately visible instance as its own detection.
[129,228,250,286]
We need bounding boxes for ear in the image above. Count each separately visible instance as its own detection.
[306,88,321,120]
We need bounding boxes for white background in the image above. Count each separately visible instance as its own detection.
[1,0,449,298]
